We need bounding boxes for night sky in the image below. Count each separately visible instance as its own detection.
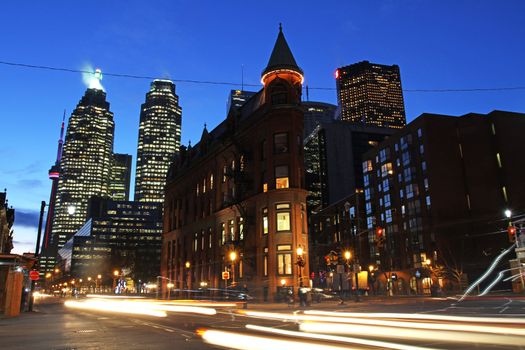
[1,1,524,254]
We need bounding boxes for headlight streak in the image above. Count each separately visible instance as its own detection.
[155,304,217,315]
[66,298,218,317]
[303,310,525,325]
[241,310,525,336]
[86,294,146,299]
[245,324,439,350]
[199,328,364,350]
[65,300,167,318]
[299,322,525,347]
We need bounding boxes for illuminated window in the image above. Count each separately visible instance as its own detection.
[202,178,206,193]
[238,217,244,240]
[277,245,292,275]
[276,203,291,232]
[262,208,269,235]
[362,160,373,173]
[222,165,227,183]
[263,247,268,276]
[275,165,289,189]
[221,223,226,245]
[210,174,214,190]
[274,133,288,154]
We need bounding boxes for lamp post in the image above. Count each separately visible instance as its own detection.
[296,247,306,306]
[185,261,191,299]
[28,200,46,312]
[113,270,119,293]
[167,283,174,300]
[296,247,304,287]
[229,251,237,287]
[97,274,102,292]
[342,251,351,304]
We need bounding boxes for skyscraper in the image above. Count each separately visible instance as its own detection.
[226,89,256,114]
[134,80,182,204]
[109,153,132,201]
[50,87,115,251]
[336,61,406,129]
[39,113,66,273]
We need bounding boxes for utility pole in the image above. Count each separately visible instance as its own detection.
[28,201,46,312]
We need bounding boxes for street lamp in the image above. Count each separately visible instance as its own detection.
[230,251,237,286]
[167,282,174,300]
[185,261,191,297]
[113,270,119,293]
[505,209,512,219]
[97,274,102,292]
[296,247,305,288]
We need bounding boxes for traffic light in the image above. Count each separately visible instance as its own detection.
[376,227,384,248]
[508,225,517,243]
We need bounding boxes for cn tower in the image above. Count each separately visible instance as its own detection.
[39,111,66,274]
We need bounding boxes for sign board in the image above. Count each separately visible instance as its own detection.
[222,271,230,280]
[29,270,40,281]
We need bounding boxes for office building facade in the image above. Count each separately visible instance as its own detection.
[302,101,337,138]
[134,80,182,204]
[109,153,132,201]
[50,88,115,251]
[57,197,163,287]
[336,61,406,129]
[361,110,525,293]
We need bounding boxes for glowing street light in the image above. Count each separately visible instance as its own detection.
[230,252,237,285]
[344,251,351,261]
[505,209,512,219]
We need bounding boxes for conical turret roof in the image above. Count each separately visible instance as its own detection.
[261,24,303,77]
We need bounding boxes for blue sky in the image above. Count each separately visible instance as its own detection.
[1,1,524,254]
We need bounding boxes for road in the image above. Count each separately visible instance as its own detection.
[1,295,524,349]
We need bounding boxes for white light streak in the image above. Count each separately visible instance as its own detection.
[246,324,438,350]
[199,329,357,350]
[300,322,525,347]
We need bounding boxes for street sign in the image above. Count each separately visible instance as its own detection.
[222,271,230,280]
[29,270,40,281]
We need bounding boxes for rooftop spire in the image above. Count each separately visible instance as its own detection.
[261,24,303,79]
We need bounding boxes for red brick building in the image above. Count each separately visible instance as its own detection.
[161,27,309,301]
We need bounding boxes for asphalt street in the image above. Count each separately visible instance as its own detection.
[0,296,524,350]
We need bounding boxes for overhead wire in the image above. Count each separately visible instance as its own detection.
[1,60,524,93]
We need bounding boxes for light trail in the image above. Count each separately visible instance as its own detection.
[245,324,439,350]
[241,310,525,336]
[85,294,146,299]
[303,310,525,325]
[65,299,167,317]
[66,298,219,316]
[459,243,516,301]
[155,304,217,315]
[300,322,525,347]
[198,328,364,350]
